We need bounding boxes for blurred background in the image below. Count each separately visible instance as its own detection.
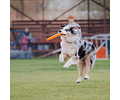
[10,0,110,59]
[10,1,110,99]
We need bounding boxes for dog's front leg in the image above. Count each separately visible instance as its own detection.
[63,48,79,68]
[59,53,67,63]
[84,52,92,80]
[76,62,84,83]
[63,55,79,68]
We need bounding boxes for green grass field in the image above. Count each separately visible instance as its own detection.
[10,57,110,100]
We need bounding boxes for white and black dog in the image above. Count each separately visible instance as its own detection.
[59,24,96,83]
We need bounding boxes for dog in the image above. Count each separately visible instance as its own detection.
[59,24,81,67]
[59,25,96,83]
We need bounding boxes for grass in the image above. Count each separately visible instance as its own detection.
[10,57,110,100]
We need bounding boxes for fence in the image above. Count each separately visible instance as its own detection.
[10,19,110,56]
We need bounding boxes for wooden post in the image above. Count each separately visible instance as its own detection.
[100,39,103,44]
[104,0,106,33]
[88,0,90,33]
[95,39,98,48]
[42,0,44,21]
[21,0,24,19]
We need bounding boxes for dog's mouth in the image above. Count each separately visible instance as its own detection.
[60,34,66,36]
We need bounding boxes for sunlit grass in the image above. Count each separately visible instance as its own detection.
[10,57,110,100]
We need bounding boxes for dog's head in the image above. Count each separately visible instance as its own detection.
[58,24,80,38]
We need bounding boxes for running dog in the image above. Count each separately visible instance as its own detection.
[59,25,96,83]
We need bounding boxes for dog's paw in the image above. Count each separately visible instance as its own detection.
[84,74,89,80]
[63,66,69,68]
[59,58,64,63]
[59,54,64,63]
[63,63,69,68]
[76,77,82,83]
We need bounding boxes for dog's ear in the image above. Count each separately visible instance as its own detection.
[60,24,66,29]
[69,26,80,35]
[70,27,74,33]
[72,26,80,30]
[70,26,80,32]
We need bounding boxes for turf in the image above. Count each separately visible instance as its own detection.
[10,57,110,100]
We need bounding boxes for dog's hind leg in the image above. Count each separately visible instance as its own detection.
[90,54,96,69]
[76,61,84,83]
[84,52,93,80]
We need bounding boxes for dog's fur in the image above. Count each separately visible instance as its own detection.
[59,25,96,83]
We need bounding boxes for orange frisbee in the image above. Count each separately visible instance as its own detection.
[46,33,62,41]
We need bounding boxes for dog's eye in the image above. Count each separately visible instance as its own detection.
[71,32,76,35]
[65,29,70,31]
